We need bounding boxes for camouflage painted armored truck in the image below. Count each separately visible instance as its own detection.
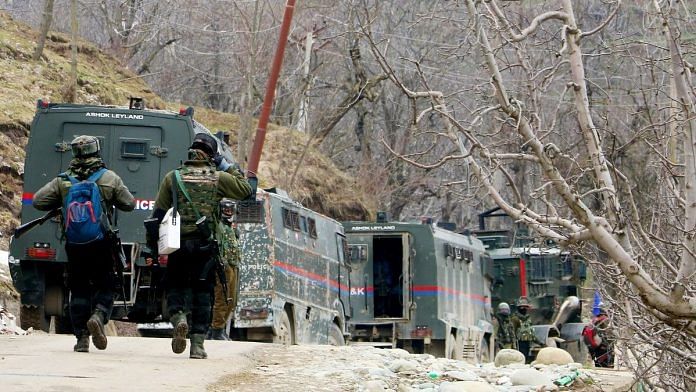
[475,207,587,360]
[228,188,350,345]
[342,218,495,361]
[9,99,238,332]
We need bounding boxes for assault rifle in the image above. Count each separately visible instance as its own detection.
[14,208,61,239]
[107,227,129,312]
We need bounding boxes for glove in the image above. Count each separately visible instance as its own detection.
[213,153,232,171]
[246,171,258,200]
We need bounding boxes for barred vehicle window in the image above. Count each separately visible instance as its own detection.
[282,208,301,231]
[307,218,318,238]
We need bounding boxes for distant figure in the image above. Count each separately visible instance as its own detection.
[582,308,614,367]
[494,302,517,351]
[374,260,398,317]
[33,135,135,353]
[512,296,539,362]
[208,198,242,340]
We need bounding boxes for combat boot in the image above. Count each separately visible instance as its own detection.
[170,311,189,354]
[209,328,230,341]
[73,332,89,353]
[87,309,108,350]
[189,334,208,359]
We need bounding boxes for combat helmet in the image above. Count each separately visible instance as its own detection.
[191,133,218,157]
[517,296,531,308]
[497,302,510,316]
[70,135,101,158]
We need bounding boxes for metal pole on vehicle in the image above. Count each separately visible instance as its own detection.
[246,0,297,176]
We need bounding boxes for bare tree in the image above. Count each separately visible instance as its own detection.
[32,0,55,60]
[355,0,695,388]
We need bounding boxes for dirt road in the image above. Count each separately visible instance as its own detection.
[0,334,260,391]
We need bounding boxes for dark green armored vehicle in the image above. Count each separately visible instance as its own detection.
[229,188,350,345]
[343,217,494,361]
[9,98,236,332]
[475,207,587,360]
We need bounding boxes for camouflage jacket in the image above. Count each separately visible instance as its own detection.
[217,222,241,267]
[33,157,135,218]
[495,315,517,345]
[513,313,536,342]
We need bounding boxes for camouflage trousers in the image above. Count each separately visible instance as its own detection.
[211,265,238,329]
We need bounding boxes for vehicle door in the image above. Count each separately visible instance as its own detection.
[107,124,164,243]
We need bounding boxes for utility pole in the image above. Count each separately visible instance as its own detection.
[247,0,296,175]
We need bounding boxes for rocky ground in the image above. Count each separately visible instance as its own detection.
[1,251,634,391]
[211,345,634,392]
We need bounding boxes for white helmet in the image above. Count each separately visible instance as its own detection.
[497,302,511,315]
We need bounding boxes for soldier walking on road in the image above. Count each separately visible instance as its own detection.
[147,134,252,359]
[208,198,242,341]
[32,135,135,353]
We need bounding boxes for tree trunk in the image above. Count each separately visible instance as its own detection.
[67,0,78,103]
[32,0,55,61]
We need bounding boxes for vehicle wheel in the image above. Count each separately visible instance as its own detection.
[44,284,64,317]
[272,309,294,345]
[479,340,491,363]
[20,305,50,332]
[328,323,345,346]
[54,315,74,335]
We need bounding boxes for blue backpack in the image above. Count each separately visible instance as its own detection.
[61,168,108,244]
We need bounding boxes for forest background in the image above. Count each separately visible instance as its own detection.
[1,1,695,390]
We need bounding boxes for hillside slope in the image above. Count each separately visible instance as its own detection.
[0,11,369,248]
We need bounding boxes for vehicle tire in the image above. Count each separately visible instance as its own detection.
[20,305,50,332]
[54,315,74,335]
[44,284,64,317]
[328,323,345,346]
[272,309,294,345]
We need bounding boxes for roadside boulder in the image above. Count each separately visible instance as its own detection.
[534,347,574,365]
[494,348,525,367]
[510,368,553,386]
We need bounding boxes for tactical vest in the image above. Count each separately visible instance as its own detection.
[517,315,536,341]
[176,165,220,239]
[496,315,516,344]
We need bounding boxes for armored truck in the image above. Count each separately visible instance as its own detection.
[9,99,232,331]
[229,188,350,345]
[475,207,587,360]
[9,99,350,345]
[342,218,494,361]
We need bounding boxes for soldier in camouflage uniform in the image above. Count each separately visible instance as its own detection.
[33,135,135,353]
[208,198,241,340]
[512,296,538,362]
[149,134,252,359]
[494,302,517,351]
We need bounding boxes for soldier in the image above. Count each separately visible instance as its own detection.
[512,296,538,362]
[494,302,517,351]
[32,135,135,353]
[208,198,242,340]
[582,308,614,367]
[147,134,252,359]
